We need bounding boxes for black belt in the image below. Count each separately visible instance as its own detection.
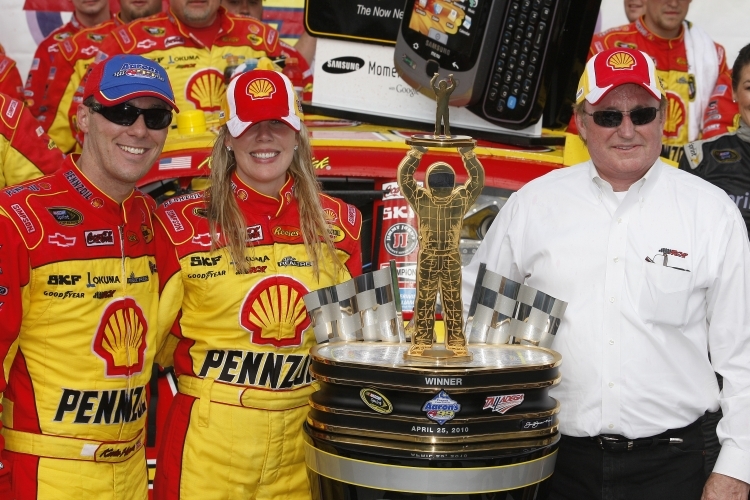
[591,417,702,453]
[594,434,683,452]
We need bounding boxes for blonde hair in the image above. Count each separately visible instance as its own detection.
[206,124,342,278]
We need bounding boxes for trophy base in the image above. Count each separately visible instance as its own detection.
[404,344,473,364]
[407,134,476,148]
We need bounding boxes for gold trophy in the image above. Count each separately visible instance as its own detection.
[399,73,485,363]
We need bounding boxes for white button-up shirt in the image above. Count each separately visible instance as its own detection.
[462,159,750,482]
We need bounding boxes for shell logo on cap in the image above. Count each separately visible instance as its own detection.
[607,51,636,70]
[247,78,276,99]
[93,299,148,377]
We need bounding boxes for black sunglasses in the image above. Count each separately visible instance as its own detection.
[583,107,659,128]
[90,102,173,130]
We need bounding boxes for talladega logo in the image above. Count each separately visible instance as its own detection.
[422,390,460,425]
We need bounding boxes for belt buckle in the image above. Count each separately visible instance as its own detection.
[596,435,632,452]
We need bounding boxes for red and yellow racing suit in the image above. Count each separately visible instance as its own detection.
[153,174,361,500]
[44,18,121,153]
[0,53,23,102]
[571,17,735,163]
[0,92,63,188]
[23,15,82,123]
[63,8,312,153]
[0,156,162,499]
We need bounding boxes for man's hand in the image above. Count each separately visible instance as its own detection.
[702,473,750,500]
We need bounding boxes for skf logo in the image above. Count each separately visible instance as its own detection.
[240,276,310,347]
[49,233,76,247]
[85,229,115,246]
[383,205,414,220]
[606,51,636,70]
[93,299,148,377]
[47,274,82,285]
[190,255,222,266]
[246,78,276,99]
[483,394,525,414]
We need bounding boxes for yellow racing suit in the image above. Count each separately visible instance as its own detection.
[0,156,161,499]
[152,174,361,499]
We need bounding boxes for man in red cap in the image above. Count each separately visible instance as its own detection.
[464,47,750,500]
[0,54,176,499]
[585,0,734,163]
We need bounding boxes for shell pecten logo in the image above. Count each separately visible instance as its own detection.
[93,299,148,377]
[186,68,226,111]
[240,276,310,347]
[606,51,636,70]
[247,78,276,100]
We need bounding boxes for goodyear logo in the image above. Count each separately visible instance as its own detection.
[198,350,313,389]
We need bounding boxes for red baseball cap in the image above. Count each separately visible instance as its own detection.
[220,69,302,137]
[576,48,665,105]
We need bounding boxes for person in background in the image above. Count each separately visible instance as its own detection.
[572,0,734,164]
[0,54,176,499]
[680,43,750,235]
[220,0,317,66]
[623,0,646,23]
[465,47,750,500]
[42,0,164,153]
[0,92,64,188]
[0,44,24,101]
[24,0,111,123]
[61,0,313,154]
[152,69,361,499]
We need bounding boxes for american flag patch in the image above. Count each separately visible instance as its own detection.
[159,157,191,170]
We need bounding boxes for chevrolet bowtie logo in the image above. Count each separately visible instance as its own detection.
[48,233,76,247]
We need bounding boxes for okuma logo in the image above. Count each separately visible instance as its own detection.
[322,56,365,74]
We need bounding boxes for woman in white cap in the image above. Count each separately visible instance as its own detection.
[152,69,362,499]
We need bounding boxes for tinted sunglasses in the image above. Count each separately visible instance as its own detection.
[91,102,173,130]
[583,107,659,128]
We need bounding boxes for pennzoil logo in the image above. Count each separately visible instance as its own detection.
[54,386,147,424]
[360,388,393,414]
[606,51,636,70]
[246,78,276,99]
[93,299,148,377]
[198,349,313,389]
[328,225,345,243]
[239,276,310,347]
[47,207,84,226]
